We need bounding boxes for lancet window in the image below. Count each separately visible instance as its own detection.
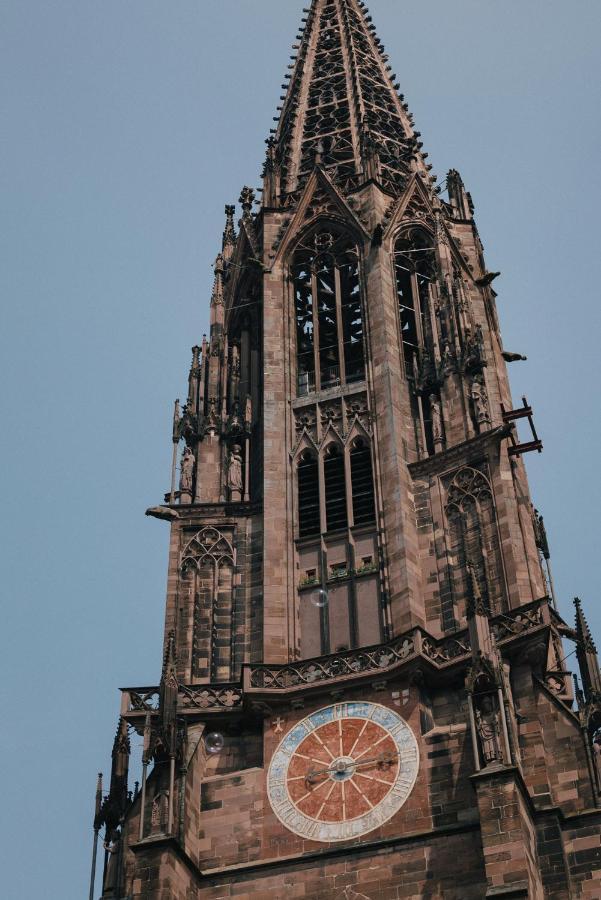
[394,227,443,455]
[324,444,348,531]
[296,438,377,538]
[445,467,506,618]
[293,229,365,396]
[298,451,320,538]
[295,434,380,658]
[350,437,376,526]
[180,528,236,683]
[394,227,436,379]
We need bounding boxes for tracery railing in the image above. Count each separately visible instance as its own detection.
[492,601,546,643]
[120,599,550,714]
[249,634,417,691]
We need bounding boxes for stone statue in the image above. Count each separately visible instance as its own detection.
[230,344,240,377]
[179,447,195,494]
[207,397,218,433]
[471,375,490,428]
[464,327,482,370]
[593,731,601,786]
[245,395,252,428]
[227,445,243,499]
[103,828,121,892]
[226,400,244,438]
[440,340,454,376]
[430,395,444,449]
[151,792,169,835]
[476,695,503,766]
[532,507,550,559]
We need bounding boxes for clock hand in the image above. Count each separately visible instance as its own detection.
[305,760,347,783]
[305,750,398,784]
[349,750,397,770]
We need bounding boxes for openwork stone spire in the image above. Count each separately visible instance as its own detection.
[271,0,431,197]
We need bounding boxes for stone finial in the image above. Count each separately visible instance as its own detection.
[222,204,237,254]
[239,186,255,217]
[211,253,225,307]
[575,597,601,700]
[159,630,178,754]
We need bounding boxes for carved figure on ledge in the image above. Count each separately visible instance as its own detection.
[471,375,491,429]
[226,400,244,438]
[179,447,195,497]
[227,445,243,500]
[464,325,486,371]
[430,395,444,450]
[151,792,169,835]
[593,729,601,787]
[102,827,121,893]
[476,695,504,766]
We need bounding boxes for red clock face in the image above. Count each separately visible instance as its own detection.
[285,717,398,823]
[267,702,419,843]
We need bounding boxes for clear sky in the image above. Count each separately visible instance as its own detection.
[1,1,600,896]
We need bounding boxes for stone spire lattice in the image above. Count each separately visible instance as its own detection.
[272,0,432,197]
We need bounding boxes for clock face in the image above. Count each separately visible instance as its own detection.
[267,701,419,843]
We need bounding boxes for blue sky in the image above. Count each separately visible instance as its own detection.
[1,1,600,896]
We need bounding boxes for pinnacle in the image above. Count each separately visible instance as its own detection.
[575,596,597,653]
[269,0,431,198]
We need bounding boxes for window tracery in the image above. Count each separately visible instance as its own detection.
[293,228,365,396]
[295,429,380,658]
[181,528,236,682]
[445,467,506,617]
[394,226,442,454]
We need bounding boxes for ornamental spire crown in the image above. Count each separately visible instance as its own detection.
[269,0,434,199]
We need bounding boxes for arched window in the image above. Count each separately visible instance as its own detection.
[181,527,236,682]
[394,227,435,379]
[297,451,320,538]
[293,229,365,395]
[445,467,506,616]
[324,444,348,532]
[350,438,376,526]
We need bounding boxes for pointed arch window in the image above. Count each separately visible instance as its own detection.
[394,227,436,379]
[298,450,320,538]
[350,437,376,526]
[445,467,506,617]
[324,443,348,532]
[293,229,365,396]
[295,433,382,659]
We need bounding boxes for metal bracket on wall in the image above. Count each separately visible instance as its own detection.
[502,396,543,457]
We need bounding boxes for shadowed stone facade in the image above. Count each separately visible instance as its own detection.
[93,1,601,897]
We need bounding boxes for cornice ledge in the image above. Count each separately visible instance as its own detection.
[408,426,509,479]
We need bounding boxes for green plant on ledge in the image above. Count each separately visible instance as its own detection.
[328,568,350,581]
[299,576,320,589]
[355,562,378,576]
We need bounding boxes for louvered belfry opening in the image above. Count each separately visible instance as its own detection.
[324,443,348,532]
[394,227,436,380]
[292,258,315,396]
[298,450,320,538]
[350,437,376,526]
[293,228,365,396]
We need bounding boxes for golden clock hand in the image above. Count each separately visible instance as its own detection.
[347,750,397,770]
[305,759,348,783]
[305,750,397,784]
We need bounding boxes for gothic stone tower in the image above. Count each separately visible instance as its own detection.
[94,2,601,898]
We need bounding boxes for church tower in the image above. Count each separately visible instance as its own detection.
[92,2,601,897]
